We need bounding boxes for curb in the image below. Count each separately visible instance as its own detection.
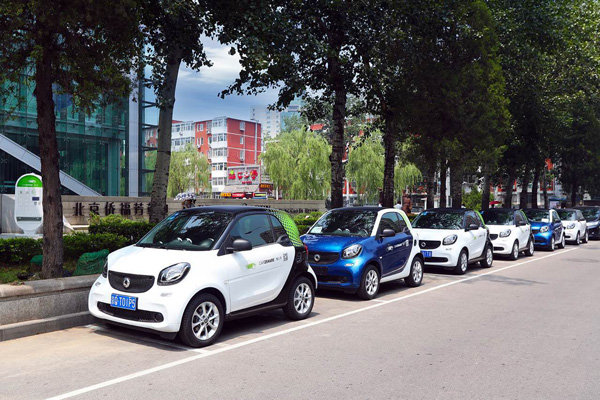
[0,311,95,342]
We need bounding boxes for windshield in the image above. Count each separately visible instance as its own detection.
[480,210,514,225]
[524,210,550,223]
[581,209,600,221]
[412,211,463,230]
[557,210,577,221]
[137,211,232,250]
[308,210,377,237]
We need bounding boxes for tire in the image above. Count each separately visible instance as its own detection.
[557,233,566,249]
[480,245,494,268]
[454,250,469,275]
[574,232,580,246]
[357,265,380,300]
[508,241,519,261]
[525,237,535,257]
[179,293,224,348]
[582,230,588,243]
[404,256,424,287]
[283,276,315,320]
[548,236,555,252]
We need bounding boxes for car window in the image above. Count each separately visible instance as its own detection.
[557,210,577,221]
[580,208,600,221]
[229,214,274,247]
[514,212,523,225]
[524,210,550,223]
[380,212,405,234]
[466,212,479,228]
[552,210,561,222]
[270,215,287,240]
[308,210,377,237]
[577,211,584,221]
[412,211,463,230]
[481,210,514,225]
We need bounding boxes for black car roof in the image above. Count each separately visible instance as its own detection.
[574,206,600,209]
[557,208,579,212]
[421,208,469,213]
[523,208,551,212]
[181,205,270,215]
[481,208,517,213]
[330,206,382,211]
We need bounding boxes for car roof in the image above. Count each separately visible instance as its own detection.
[421,208,470,214]
[330,206,383,212]
[523,208,551,212]
[181,205,271,215]
[557,208,579,212]
[481,208,517,213]
[574,206,600,209]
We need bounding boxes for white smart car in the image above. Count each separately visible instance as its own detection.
[557,209,588,244]
[480,208,535,259]
[412,208,493,274]
[89,206,317,348]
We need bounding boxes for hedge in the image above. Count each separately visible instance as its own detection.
[88,214,156,244]
[0,238,42,265]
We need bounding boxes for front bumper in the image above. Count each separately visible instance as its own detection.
[589,226,600,239]
[88,275,186,333]
[564,228,580,242]
[490,236,515,255]
[533,231,553,247]
[420,247,460,267]
[309,259,365,292]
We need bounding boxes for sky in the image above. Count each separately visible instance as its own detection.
[172,37,280,122]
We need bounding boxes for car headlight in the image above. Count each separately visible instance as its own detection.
[158,262,191,286]
[102,261,108,278]
[540,226,549,233]
[342,244,362,259]
[566,223,576,229]
[499,229,511,238]
[442,234,458,245]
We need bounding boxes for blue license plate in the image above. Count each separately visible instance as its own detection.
[111,294,137,310]
[421,250,432,258]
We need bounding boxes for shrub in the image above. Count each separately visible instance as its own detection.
[293,213,320,227]
[63,233,129,260]
[0,238,42,265]
[88,214,156,244]
[296,224,311,235]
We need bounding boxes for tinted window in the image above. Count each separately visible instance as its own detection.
[412,211,463,230]
[138,211,232,250]
[308,210,377,237]
[514,212,524,224]
[270,215,287,240]
[481,210,514,225]
[229,214,274,247]
[557,210,577,221]
[577,211,584,221]
[466,212,479,228]
[580,209,600,221]
[524,210,550,223]
[380,212,405,234]
[552,210,561,222]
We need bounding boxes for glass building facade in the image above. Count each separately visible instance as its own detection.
[0,72,157,196]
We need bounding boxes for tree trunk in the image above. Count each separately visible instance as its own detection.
[481,171,491,210]
[531,166,540,209]
[570,180,577,207]
[381,113,397,207]
[440,160,447,208]
[149,47,182,223]
[542,168,549,208]
[426,163,435,209]
[449,160,462,209]
[329,72,346,209]
[35,44,64,279]
[519,165,530,209]
[503,169,515,208]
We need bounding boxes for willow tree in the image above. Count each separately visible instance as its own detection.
[167,143,211,197]
[261,129,330,200]
[0,0,142,278]
[394,163,422,197]
[346,132,384,204]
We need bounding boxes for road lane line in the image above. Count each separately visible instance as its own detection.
[48,248,577,400]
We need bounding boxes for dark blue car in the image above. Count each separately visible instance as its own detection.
[300,207,424,300]
[523,209,565,251]
[574,206,600,239]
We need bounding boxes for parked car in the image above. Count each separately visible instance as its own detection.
[89,206,317,348]
[480,208,535,260]
[301,207,424,300]
[557,209,588,244]
[523,208,565,251]
[574,206,600,240]
[411,208,493,275]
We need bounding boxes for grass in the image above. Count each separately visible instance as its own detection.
[0,260,81,284]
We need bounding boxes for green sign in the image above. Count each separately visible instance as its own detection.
[17,175,43,188]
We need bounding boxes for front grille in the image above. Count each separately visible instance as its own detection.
[490,234,498,240]
[493,246,504,251]
[423,257,448,262]
[309,252,339,265]
[419,240,441,249]
[97,302,164,323]
[532,228,540,233]
[109,271,155,293]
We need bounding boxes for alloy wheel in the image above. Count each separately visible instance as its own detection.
[412,259,423,283]
[460,253,468,272]
[192,301,220,341]
[293,283,313,315]
[365,269,379,296]
[513,243,519,259]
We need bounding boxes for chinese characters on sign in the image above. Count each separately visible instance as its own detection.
[72,202,161,217]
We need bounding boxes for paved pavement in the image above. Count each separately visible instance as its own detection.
[1,241,599,400]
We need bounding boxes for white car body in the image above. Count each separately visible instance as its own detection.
[412,209,489,269]
[559,209,587,243]
[89,207,317,340]
[482,209,533,256]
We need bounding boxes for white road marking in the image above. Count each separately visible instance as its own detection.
[48,248,577,400]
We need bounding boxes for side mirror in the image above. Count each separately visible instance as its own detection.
[379,228,396,238]
[228,238,252,253]
[466,223,479,231]
[276,234,291,244]
[517,220,527,226]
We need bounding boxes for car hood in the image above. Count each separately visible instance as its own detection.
[485,224,516,234]
[107,245,216,276]
[529,221,551,229]
[411,228,462,240]
[301,234,365,253]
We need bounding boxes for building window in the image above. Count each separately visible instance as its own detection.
[240,136,244,144]
[240,121,245,130]
[200,138,204,146]
[239,151,245,161]
[200,123,204,131]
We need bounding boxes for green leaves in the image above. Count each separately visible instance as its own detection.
[167,143,211,198]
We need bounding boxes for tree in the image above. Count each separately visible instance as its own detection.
[261,129,330,200]
[215,0,362,208]
[167,143,211,197]
[143,0,212,222]
[346,131,384,205]
[394,163,422,198]
[0,0,142,278]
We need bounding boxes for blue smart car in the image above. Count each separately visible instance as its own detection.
[301,207,424,300]
[523,208,565,251]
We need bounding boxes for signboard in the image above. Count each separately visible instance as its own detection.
[14,173,43,235]
[253,192,267,199]
[259,183,273,191]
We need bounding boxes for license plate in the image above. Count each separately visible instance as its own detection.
[421,251,432,258]
[111,294,137,311]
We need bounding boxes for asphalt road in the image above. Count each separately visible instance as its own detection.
[1,241,599,400]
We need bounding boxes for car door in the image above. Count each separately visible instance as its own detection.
[515,211,530,249]
[551,210,563,240]
[377,212,412,277]
[465,211,486,258]
[222,213,293,312]
[577,210,587,237]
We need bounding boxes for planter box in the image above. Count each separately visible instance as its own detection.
[0,275,98,341]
